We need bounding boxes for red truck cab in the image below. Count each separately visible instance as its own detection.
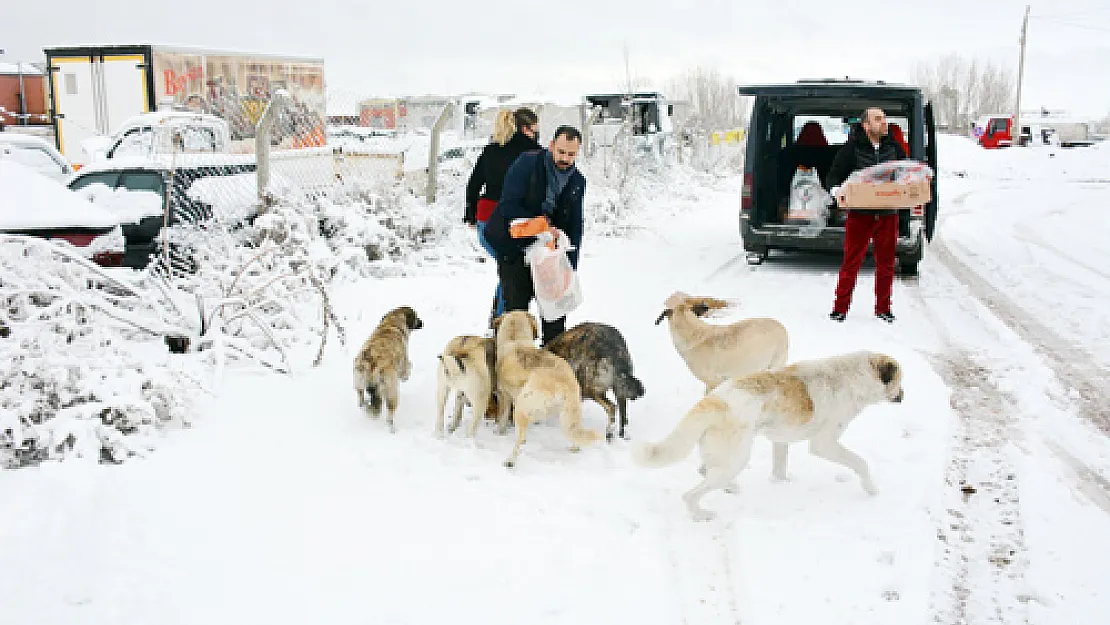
[974,115,1013,149]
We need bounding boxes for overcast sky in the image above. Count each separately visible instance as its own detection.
[4,0,1109,117]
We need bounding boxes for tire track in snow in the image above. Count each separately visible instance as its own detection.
[659,516,745,625]
[932,234,1110,435]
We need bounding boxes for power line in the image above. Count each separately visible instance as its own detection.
[1035,4,1110,19]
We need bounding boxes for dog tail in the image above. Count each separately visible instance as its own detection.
[437,353,467,380]
[614,370,645,401]
[631,395,728,468]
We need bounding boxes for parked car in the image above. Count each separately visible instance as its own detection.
[0,160,122,265]
[0,133,74,183]
[737,79,939,275]
[80,112,233,163]
[67,157,256,269]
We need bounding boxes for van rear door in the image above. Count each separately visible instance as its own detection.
[925,101,939,241]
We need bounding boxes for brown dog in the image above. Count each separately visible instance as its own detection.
[655,292,789,393]
[434,335,499,438]
[493,311,602,467]
[353,306,423,432]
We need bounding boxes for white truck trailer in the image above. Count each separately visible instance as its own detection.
[44,45,326,164]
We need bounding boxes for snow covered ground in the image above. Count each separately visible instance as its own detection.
[2,136,1109,624]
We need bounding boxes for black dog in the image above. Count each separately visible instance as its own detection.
[544,322,645,440]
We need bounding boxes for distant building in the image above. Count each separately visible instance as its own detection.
[0,62,49,126]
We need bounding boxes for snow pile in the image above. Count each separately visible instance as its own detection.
[0,161,118,231]
[0,237,203,468]
[75,183,164,224]
[938,133,1110,181]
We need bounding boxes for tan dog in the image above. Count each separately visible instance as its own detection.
[655,292,789,393]
[353,306,423,432]
[434,335,499,438]
[632,352,904,521]
[493,311,602,468]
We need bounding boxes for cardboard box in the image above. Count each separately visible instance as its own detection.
[837,180,932,208]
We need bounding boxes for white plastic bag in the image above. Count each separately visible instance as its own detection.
[524,235,583,322]
[786,166,832,236]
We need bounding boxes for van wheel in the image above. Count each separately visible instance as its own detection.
[898,258,919,276]
[746,249,768,265]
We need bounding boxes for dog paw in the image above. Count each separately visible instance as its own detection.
[605,431,615,443]
[771,472,790,482]
[503,459,515,469]
[724,481,741,494]
[568,445,581,453]
[690,510,717,522]
[862,481,879,496]
[434,429,445,439]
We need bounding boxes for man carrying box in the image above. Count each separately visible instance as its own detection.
[825,107,906,324]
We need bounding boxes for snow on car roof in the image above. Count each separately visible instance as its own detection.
[0,160,119,231]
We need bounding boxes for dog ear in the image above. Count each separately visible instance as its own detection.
[405,307,423,330]
[529,314,540,340]
[871,355,899,385]
[491,313,504,332]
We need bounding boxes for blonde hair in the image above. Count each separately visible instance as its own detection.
[492,109,515,145]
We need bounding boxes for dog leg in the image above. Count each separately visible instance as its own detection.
[592,394,618,443]
[433,382,449,438]
[809,437,878,495]
[384,380,399,434]
[496,394,512,436]
[683,467,735,522]
[450,391,466,434]
[504,413,529,468]
[401,358,412,381]
[357,388,366,409]
[617,397,629,440]
[466,391,488,438]
[772,442,790,481]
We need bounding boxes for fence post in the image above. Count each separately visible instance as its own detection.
[255,91,288,211]
[426,102,454,204]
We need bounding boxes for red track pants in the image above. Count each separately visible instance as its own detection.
[833,212,898,315]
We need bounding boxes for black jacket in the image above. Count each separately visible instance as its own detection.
[482,150,585,268]
[826,124,908,216]
[464,131,541,224]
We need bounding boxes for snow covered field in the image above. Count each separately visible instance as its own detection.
[2,136,1109,624]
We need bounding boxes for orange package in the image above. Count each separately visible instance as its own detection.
[509,217,558,250]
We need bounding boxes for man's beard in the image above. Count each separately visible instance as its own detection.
[555,160,573,169]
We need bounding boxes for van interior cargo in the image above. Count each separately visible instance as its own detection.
[749,97,916,235]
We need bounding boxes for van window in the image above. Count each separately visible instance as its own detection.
[110,127,155,159]
[118,172,166,195]
[989,118,1009,135]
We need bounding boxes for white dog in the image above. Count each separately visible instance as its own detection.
[633,351,904,521]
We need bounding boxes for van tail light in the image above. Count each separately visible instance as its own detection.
[911,205,925,217]
[741,173,753,212]
[92,251,124,267]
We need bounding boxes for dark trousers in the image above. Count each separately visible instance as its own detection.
[497,255,565,345]
[833,212,898,315]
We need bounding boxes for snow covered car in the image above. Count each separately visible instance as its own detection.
[80,112,233,163]
[0,133,74,183]
[67,157,255,269]
[737,79,939,275]
[0,160,122,265]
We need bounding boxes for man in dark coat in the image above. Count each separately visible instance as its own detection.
[825,107,907,324]
[483,125,585,345]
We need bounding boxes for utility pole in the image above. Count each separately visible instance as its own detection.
[1014,5,1030,145]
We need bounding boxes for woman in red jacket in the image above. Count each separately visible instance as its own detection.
[465,107,540,324]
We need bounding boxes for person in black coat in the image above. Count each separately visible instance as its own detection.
[483,125,585,345]
[465,107,540,323]
[825,107,907,324]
